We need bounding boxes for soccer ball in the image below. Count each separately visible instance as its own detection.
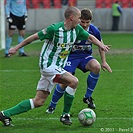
[78,108,96,126]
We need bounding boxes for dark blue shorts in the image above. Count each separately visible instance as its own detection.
[64,53,94,74]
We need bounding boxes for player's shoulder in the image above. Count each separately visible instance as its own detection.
[89,24,99,31]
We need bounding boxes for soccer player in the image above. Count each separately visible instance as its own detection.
[5,0,28,57]
[46,8,112,118]
[0,6,110,127]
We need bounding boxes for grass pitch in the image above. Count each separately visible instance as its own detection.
[0,33,132,133]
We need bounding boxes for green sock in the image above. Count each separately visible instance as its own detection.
[62,92,74,115]
[3,99,32,117]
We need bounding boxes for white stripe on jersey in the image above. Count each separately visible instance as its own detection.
[40,28,77,69]
[58,27,64,43]
[73,29,76,42]
[52,27,64,66]
[67,30,71,43]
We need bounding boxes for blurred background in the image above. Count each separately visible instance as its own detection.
[5,0,133,32]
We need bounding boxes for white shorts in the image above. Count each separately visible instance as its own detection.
[37,65,67,93]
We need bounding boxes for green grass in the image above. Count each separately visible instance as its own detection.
[0,33,132,133]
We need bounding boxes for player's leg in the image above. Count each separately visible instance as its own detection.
[46,82,76,125]
[46,56,78,114]
[46,85,76,115]
[83,58,100,109]
[46,84,66,113]
[0,74,53,126]
[18,30,28,56]
[56,74,78,125]
[5,13,19,57]
[52,70,78,125]
[60,86,76,125]
[17,16,27,56]
[5,28,15,57]
[52,84,77,125]
[0,67,78,126]
[59,58,82,125]
[0,90,49,126]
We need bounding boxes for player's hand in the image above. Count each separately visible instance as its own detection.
[9,47,17,56]
[101,62,112,73]
[101,44,111,52]
[7,17,13,23]
[24,15,28,21]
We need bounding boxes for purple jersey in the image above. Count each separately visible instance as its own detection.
[64,24,102,74]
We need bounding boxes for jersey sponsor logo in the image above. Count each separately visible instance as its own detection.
[59,51,69,59]
[57,42,73,47]
[58,43,65,47]
[72,45,92,52]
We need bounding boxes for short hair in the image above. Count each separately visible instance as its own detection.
[81,8,93,20]
[64,6,80,19]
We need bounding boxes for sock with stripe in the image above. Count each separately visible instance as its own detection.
[84,72,99,98]
[3,99,34,117]
[62,87,76,115]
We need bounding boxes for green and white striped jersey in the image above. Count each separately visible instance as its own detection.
[38,21,89,70]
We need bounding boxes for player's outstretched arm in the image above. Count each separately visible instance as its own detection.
[88,34,110,52]
[98,41,112,73]
[9,33,39,56]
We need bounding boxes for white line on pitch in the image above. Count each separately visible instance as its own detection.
[0,70,39,72]
[0,69,132,72]
[13,117,133,121]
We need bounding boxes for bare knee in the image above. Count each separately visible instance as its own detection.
[90,62,101,74]
[86,59,101,74]
[56,73,79,89]
[69,77,79,89]
[93,64,101,73]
